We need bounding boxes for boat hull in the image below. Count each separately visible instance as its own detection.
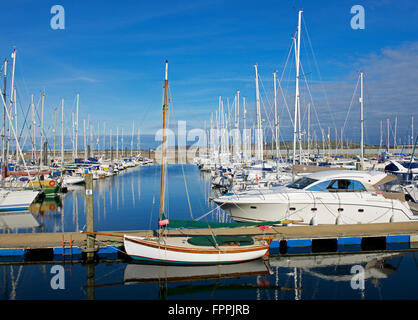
[215,191,418,225]
[123,235,269,265]
[0,189,40,212]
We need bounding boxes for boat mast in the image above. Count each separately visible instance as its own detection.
[61,98,64,170]
[273,71,279,161]
[394,116,397,150]
[1,59,7,179]
[234,91,240,161]
[159,60,169,219]
[307,102,311,160]
[254,64,263,161]
[40,92,45,167]
[83,119,87,160]
[71,112,75,159]
[31,94,35,163]
[379,120,382,154]
[75,93,79,159]
[293,9,302,165]
[360,71,364,169]
[412,116,414,152]
[53,108,57,161]
[243,96,247,162]
[13,88,18,163]
[387,118,390,153]
[8,49,16,165]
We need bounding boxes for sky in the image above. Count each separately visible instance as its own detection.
[0,0,417,147]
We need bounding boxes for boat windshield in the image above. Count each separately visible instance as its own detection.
[287,177,318,189]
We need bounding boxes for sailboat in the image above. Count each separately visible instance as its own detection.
[123,61,271,265]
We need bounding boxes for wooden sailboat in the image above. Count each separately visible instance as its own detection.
[123,61,271,265]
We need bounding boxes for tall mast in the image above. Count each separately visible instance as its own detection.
[75,93,79,159]
[360,71,364,169]
[307,102,311,160]
[387,118,390,153]
[234,91,240,161]
[159,60,169,218]
[243,96,247,162]
[61,99,64,170]
[83,119,87,160]
[31,94,35,162]
[293,9,302,165]
[40,92,45,167]
[2,59,7,179]
[412,116,415,150]
[8,50,16,164]
[273,71,279,161]
[379,120,383,154]
[13,88,18,163]
[53,108,57,161]
[254,64,262,161]
[71,112,75,159]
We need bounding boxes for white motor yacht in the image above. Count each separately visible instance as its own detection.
[213,170,418,225]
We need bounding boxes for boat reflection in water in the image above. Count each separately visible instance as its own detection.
[0,211,40,233]
[115,248,409,300]
[29,196,62,215]
[269,250,405,300]
[121,258,296,299]
[123,258,271,283]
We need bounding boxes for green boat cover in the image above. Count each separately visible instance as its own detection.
[187,235,255,247]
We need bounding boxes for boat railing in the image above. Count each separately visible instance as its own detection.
[255,188,266,200]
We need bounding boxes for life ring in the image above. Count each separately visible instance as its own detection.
[49,180,56,187]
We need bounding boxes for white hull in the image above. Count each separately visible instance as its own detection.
[63,176,85,185]
[123,235,269,265]
[215,187,418,225]
[0,189,40,212]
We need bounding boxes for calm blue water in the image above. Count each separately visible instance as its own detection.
[20,164,225,234]
[0,165,417,300]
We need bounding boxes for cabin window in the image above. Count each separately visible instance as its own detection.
[385,163,399,172]
[401,162,418,169]
[327,179,366,192]
[306,180,333,191]
[287,177,318,190]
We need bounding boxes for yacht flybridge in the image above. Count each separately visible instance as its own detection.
[213,170,418,225]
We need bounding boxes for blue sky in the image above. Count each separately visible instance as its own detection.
[0,0,417,146]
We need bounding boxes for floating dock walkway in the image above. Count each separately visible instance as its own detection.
[0,221,417,261]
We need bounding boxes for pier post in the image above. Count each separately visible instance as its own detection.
[85,173,95,261]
